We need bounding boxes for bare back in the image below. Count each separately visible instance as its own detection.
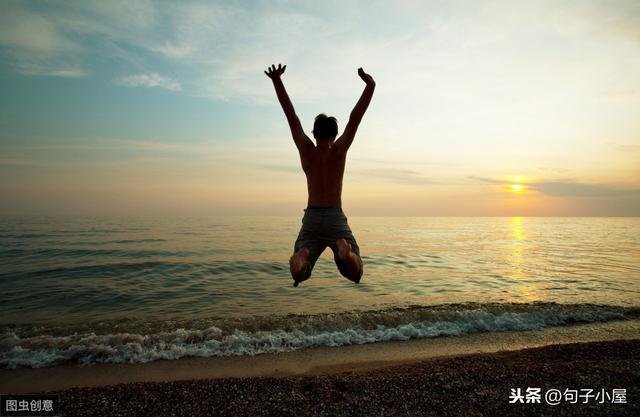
[300,146,347,208]
[265,64,375,208]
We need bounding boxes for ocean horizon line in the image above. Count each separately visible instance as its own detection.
[1,213,639,219]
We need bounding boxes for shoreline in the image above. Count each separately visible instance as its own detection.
[26,339,640,416]
[2,318,639,395]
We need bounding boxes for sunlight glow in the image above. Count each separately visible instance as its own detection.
[508,216,543,302]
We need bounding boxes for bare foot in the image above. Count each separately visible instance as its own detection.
[336,238,362,283]
[289,247,310,286]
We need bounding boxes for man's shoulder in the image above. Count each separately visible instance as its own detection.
[294,132,315,153]
[298,143,316,158]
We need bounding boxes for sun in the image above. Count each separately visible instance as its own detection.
[510,184,525,194]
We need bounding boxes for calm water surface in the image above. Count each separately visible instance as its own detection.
[2,216,638,323]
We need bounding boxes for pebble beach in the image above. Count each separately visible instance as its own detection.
[40,339,639,417]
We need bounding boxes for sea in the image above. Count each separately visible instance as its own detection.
[1,216,639,368]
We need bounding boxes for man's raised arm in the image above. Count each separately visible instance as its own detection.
[335,67,376,152]
[265,64,313,152]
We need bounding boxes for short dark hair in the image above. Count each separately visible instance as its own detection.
[312,113,338,140]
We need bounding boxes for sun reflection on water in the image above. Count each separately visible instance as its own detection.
[508,216,540,302]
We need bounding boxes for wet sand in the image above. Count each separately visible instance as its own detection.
[29,339,640,416]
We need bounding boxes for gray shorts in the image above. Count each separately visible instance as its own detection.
[294,207,363,280]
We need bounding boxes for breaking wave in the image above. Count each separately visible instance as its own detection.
[1,301,638,368]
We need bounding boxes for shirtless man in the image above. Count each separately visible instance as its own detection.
[264,64,375,287]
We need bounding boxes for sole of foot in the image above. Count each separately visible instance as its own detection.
[290,247,310,286]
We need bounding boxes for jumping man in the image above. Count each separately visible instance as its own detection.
[264,64,375,287]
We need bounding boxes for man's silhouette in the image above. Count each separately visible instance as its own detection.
[265,64,375,287]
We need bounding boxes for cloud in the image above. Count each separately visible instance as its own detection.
[3,0,640,104]
[536,166,571,174]
[609,142,640,152]
[0,1,86,76]
[548,0,640,43]
[351,157,457,167]
[469,176,640,198]
[532,182,640,198]
[0,1,76,54]
[355,168,434,185]
[117,73,181,91]
[468,176,504,184]
[19,65,87,78]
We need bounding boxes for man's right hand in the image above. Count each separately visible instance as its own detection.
[358,67,375,87]
[265,64,286,79]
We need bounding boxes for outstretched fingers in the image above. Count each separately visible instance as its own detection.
[264,63,287,78]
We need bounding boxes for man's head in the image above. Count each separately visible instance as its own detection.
[312,113,338,141]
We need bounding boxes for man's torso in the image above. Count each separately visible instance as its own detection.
[300,146,346,208]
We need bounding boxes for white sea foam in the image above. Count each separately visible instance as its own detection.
[1,302,635,368]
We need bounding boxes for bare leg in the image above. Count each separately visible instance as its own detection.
[289,247,310,287]
[336,238,362,283]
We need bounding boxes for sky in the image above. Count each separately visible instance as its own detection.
[1,0,639,216]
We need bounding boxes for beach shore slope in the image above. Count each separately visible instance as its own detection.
[18,339,640,416]
[1,320,639,416]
